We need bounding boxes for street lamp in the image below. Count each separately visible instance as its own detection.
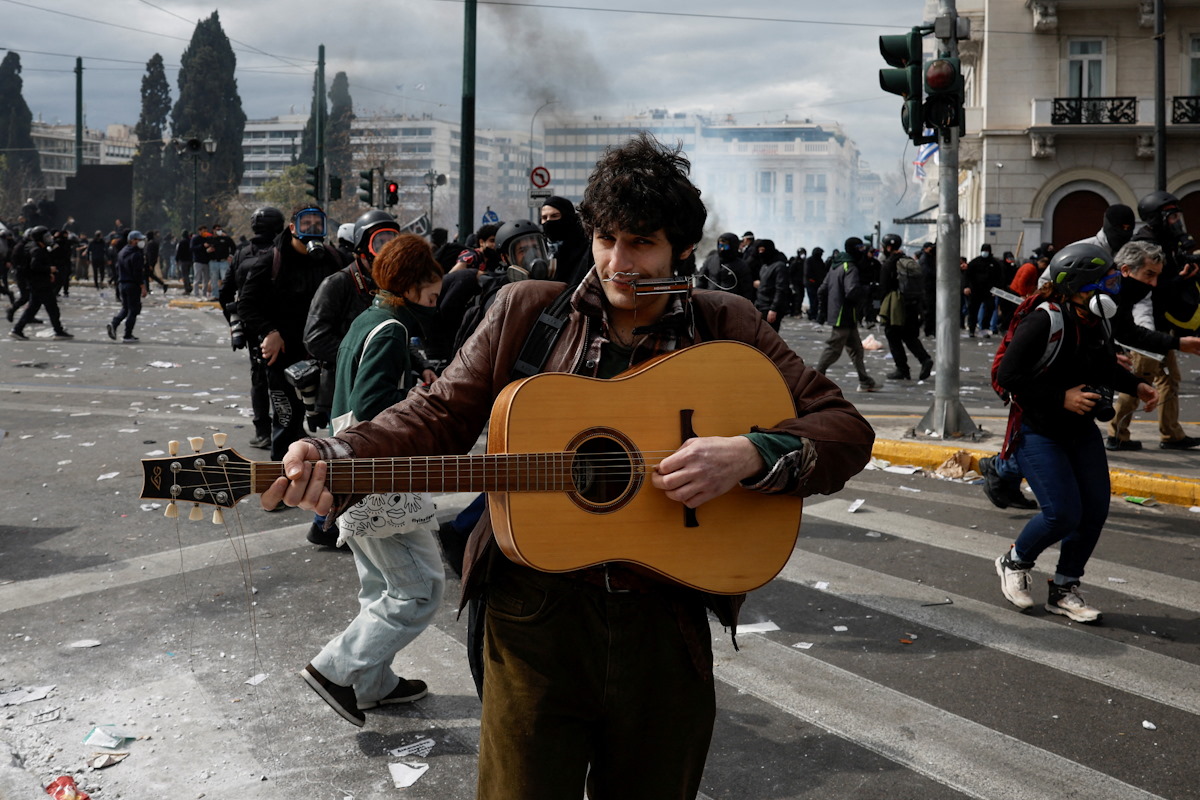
[423,168,446,229]
[174,136,217,231]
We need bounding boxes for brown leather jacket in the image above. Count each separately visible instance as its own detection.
[308,277,875,627]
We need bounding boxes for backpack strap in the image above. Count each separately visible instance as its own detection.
[1031,300,1065,373]
[510,285,575,381]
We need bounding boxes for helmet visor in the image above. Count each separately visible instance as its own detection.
[366,227,399,257]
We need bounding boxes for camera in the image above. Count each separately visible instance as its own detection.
[1082,385,1115,422]
[228,311,246,350]
[283,359,328,431]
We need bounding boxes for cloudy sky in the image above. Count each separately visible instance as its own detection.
[8,0,927,176]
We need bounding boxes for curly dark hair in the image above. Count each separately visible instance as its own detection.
[577,131,706,259]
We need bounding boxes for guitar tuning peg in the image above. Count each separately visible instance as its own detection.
[213,433,228,448]
[164,501,179,518]
[211,508,224,525]
[168,440,180,456]
[188,504,204,521]
[188,436,205,453]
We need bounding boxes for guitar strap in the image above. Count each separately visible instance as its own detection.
[509,284,575,381]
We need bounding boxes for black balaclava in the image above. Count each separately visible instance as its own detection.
[844,237,865,265]
[540,196,578,243]
[717,232,739,263]
[1102,204,1135,252]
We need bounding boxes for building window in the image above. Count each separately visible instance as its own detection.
[759,171,774,193]
[784,173,794,193]
[1190,35,1200,94]
[1068,39,1104,97]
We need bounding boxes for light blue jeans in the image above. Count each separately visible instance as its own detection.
[311,527,445,703]
[208,259,230,296]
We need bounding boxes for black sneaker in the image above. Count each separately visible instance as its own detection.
[9,329,27,340]
[359,678,428,709]
[299,664,364,726]
[106,322,116,340]
[53,330,74,340]
[1006,488,1039,510]
[918,359,933,381]
[1105,436,1142,451]
[1160,435,1200,450]
[885,369,910,380]
[978,456,1009,509]
[306,521,349,550]
[247,433,270,450]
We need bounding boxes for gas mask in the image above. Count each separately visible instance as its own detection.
[504,233,553,282]
[292,208,327,257]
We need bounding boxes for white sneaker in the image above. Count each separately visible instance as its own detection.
[1046,581,1101,623]
[995,549,1034,609]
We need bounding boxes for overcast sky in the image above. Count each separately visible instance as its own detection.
[7,0,927,177]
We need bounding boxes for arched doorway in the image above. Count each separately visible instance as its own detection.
[1051,190,1109,249]
[1180,190,1200,232]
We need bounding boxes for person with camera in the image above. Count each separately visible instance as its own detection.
[994,243,1157,623]
[237,206,340,463]
[296,233,445,727]
[219,207,286,451]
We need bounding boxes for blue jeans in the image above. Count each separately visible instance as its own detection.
[311,527,444,704]
[208,259,230,296]
[1010,424,1110,580]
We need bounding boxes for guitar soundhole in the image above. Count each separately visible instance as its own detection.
[566,428,642,514]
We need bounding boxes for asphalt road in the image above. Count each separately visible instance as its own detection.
[1,287,1198,799]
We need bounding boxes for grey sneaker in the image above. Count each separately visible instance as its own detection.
[1046,581,1101,623]
[996,548,1035,609]
[856,379,882,393]
[359,678,428,709]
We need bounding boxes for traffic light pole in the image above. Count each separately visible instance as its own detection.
[918,0,979,440]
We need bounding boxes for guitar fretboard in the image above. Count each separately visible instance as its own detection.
[251,453,583,495]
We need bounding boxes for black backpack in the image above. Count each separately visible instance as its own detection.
[896,256,923,301]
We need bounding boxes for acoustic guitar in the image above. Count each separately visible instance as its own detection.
[139,340,804,595]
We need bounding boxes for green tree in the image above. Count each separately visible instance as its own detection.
[0,51,43,217]
[255,163,311,213]
[298,70,323,169]
[132,53,172,232]
[327,72,354,184]
[170,11,246,229]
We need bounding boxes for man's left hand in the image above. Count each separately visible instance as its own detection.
[651,436,765,509]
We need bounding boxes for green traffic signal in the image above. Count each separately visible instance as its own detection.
[357,169,375,206]
[879,28,935,146]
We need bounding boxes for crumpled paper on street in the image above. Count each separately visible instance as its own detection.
[934,450,975,480]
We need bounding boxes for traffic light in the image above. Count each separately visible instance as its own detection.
[879,28,933,145]
[328,175,342,201]
[304,164,323,202]
[923,56,965,135]
[357,169,375,206]
[385,181,399,206]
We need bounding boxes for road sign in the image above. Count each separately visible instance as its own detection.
[530,166,551,188]
[481,209,499,224]
[529,188,552,201]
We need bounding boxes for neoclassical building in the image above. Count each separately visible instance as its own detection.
[922,0,1200,254]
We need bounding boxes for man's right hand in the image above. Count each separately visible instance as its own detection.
[260,441,334,515]
[260,330,284,365]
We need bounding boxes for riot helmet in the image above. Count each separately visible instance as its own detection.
[352,209,401,260]
[251,206,285,238]
[1137,191,1186,242]
[496,219,552,281]
[881,233,902,252]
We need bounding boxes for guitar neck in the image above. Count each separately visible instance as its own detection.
[251,453,578,496]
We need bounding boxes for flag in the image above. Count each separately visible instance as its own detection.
[912,139,939,181]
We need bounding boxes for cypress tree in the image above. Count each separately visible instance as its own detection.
[298,70,323,169]
[0,51,43,217]
[327,72,355,182]
[170,11,246,228]
[132,54,172,231]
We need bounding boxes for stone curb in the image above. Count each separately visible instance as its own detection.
[873,438,1200,509]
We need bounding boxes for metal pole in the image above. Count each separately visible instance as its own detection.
[919,0,979,439]
[192,155,198,232]
[1153,0,1166,191]
[74,58,83,174]
[317,44,326,201]
[458,0,477,242]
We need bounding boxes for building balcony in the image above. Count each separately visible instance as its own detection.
[1173,96,1200,125]
[1050,96,1137,125]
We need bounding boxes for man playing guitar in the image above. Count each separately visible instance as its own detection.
[263,132,874,799]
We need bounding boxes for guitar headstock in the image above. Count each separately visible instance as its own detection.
[140,433,254,523]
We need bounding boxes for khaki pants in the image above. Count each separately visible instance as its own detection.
[1109,349,1185,443]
